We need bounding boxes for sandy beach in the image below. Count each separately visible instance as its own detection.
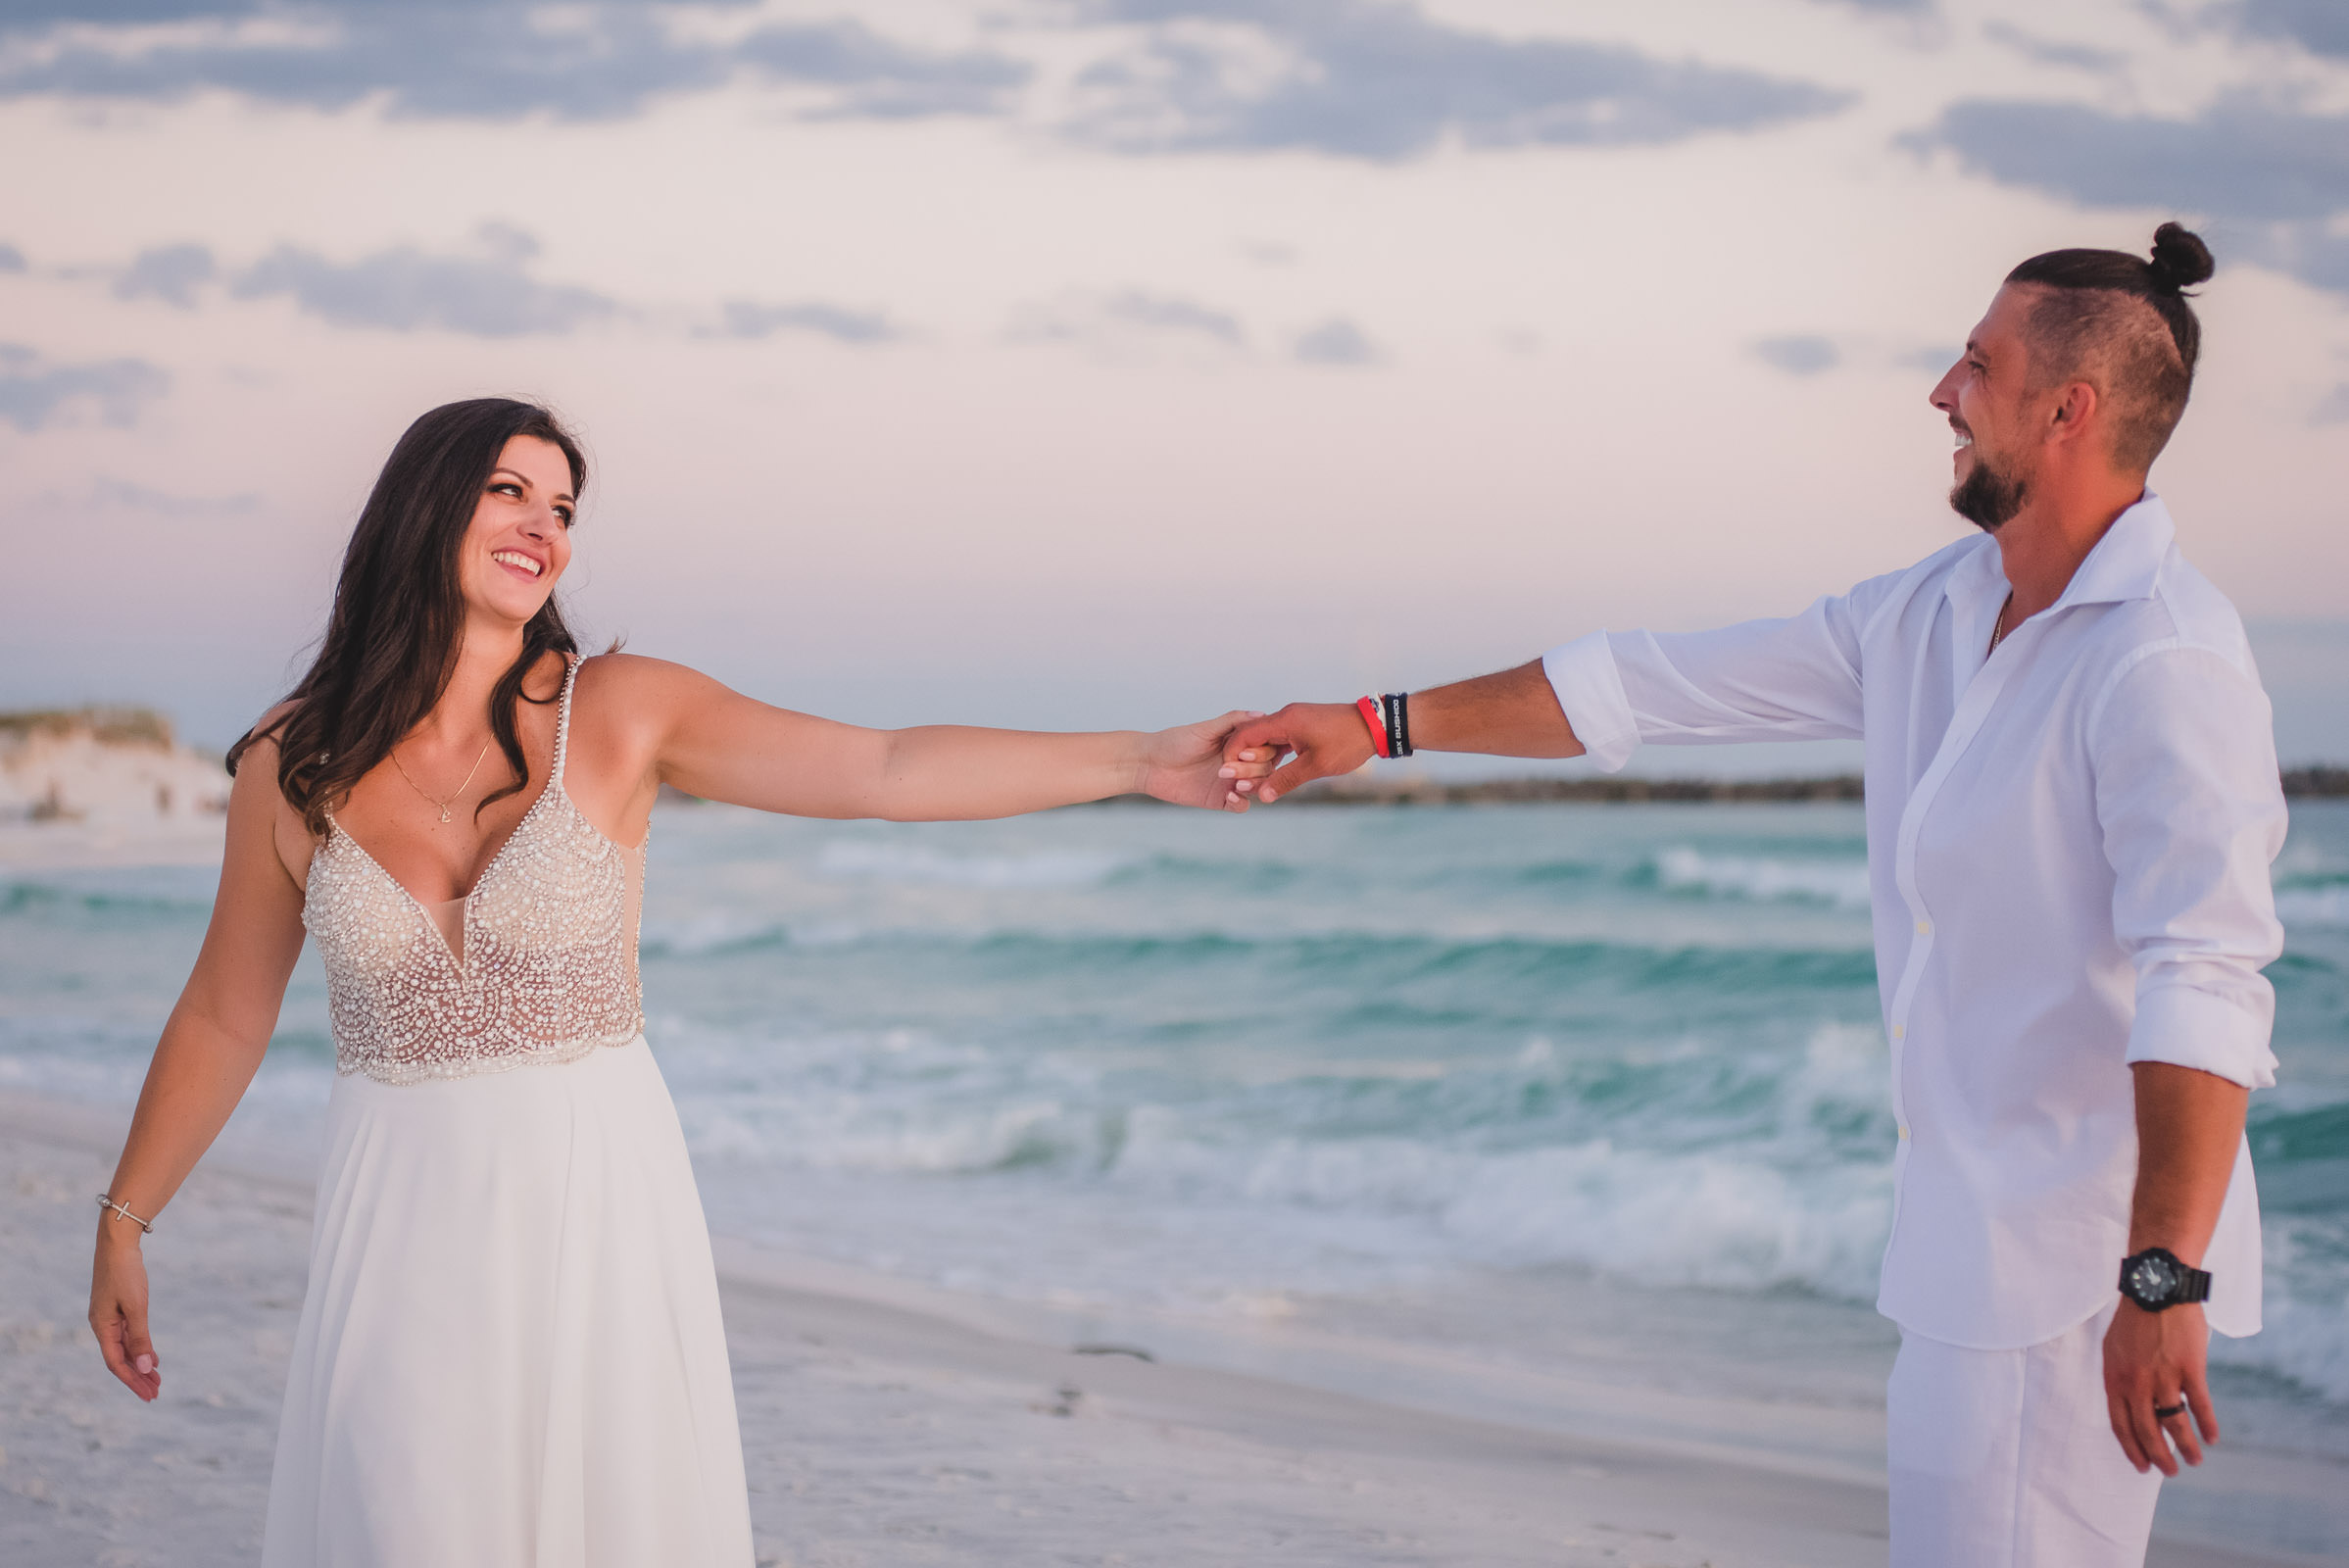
[3,1090,2327,1568]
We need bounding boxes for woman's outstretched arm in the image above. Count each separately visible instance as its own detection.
[90,732,308,1401]
[599,655,1267,820]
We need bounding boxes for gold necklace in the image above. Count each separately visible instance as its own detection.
[1988,594,2017,657]
[390,738,495,825]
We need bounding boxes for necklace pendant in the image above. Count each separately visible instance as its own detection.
[438,806,452,825]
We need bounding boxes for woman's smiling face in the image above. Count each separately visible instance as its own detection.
[460,434,575,626]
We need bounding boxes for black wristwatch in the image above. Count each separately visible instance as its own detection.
[2119,1248,2212,1312]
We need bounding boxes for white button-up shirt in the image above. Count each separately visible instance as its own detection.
[1543,496,2284,1349]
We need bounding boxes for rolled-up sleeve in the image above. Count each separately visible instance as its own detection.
[2090,643,2287,1088]
[1542,593,1870,773]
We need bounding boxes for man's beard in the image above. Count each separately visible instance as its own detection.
[1948,452,2028,532]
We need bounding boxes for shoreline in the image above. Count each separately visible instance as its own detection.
[1280,765,2349,806]
[3,1089,2329,1567]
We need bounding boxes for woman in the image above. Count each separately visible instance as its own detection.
[85,398,1273,1564]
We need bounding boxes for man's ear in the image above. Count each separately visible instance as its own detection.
[2047,379,2099,443]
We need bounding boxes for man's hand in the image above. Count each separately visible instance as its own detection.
[2103,1299,2215,1476]
[1141,711,1277,810]
[1218,704,1377,804]
[1221,663,1583,802]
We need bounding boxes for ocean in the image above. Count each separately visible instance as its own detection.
[5,798,2345,1488]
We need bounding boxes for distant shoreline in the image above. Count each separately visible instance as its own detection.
[654,766,2349,811]
[1280,764,2349,806]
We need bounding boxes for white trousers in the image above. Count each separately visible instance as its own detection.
[1887,1298,2164,1568]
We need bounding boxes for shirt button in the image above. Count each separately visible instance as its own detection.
[1892,1024,1906,1040]
[1916,919,1931,935]
[1898,1124,1910,1141]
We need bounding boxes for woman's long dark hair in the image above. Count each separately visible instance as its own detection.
[227,399,588,836]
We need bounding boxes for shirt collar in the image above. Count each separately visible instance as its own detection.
[2054,492,2173,609]
[1945,491,2175,617]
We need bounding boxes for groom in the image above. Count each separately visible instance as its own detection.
[1220,224,2285,1568]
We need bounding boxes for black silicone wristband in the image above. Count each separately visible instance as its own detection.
[1384,693,1412,758]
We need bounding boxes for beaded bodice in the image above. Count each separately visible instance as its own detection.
[303,658,646,1085]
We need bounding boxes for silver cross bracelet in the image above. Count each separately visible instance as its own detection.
[97,1194,155,1233]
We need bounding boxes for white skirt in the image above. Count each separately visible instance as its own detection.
[262,1037,754,1567]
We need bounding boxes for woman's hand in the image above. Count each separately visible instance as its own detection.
[90,1225,162,1401]
[1140,710,1275,810]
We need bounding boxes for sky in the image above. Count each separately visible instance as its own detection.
[0,0,2343,769]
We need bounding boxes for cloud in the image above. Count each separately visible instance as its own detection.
[1,4,247,18]
[2253,225,2349,297]
[230,238,616,335]
[0,243,24,272]
[737,22,1028,119]
[1752,334,1840,374]
[1904,97,2349,295]
[716,301,898,344]
[1908,98,2349,222]
[1010,289,1248,349]
[1098,291,1244,343]
[90,476,262,516]
[1293,317,1377,366]
[0,5,1029,122]
[114,243,217,307]
[471,221,539,263]
[1064,0,1851,161]
[1981,22,2125,73]
[1898,344,1961,372]
[2234,0,2349,59]
[0,343,171,432]
[2314,383,2349,424]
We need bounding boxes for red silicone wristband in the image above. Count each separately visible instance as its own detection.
[1355,696,1390,759]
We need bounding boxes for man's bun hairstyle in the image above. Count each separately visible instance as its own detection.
[2002,222,2213,473]
[2145,221,2216,297]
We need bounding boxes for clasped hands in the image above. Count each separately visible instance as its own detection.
[1178,702,1405,811]
[1129,704,1374,813]
[1139,704,1374,813]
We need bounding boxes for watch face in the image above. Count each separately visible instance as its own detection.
[2129,1255,2178,1299]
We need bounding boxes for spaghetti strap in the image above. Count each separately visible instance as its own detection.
[552,655,583,787]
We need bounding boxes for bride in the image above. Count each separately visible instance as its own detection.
[85,398,1274,1564]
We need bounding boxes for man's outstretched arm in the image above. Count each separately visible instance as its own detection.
[1221,661,1581,803]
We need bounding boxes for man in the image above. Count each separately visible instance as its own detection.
[1220,223,2284,1568]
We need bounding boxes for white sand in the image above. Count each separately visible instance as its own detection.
[0,1092,2324,1568]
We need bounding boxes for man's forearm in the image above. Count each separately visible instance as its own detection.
[1407,661,1584,758]
[2102,1060,2248,1476]
[2128,1061,2249,1266]
[1226,659,1585,803]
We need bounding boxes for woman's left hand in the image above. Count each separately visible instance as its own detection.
[1141,711,1277,811]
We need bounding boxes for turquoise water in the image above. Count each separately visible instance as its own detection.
[4,800,2344,1410]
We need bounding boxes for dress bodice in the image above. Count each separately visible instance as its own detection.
[303,657,647,1084]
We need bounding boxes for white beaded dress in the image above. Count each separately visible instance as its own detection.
[262,657,754,1567]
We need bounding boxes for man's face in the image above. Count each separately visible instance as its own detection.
[1930,284,2040,532]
